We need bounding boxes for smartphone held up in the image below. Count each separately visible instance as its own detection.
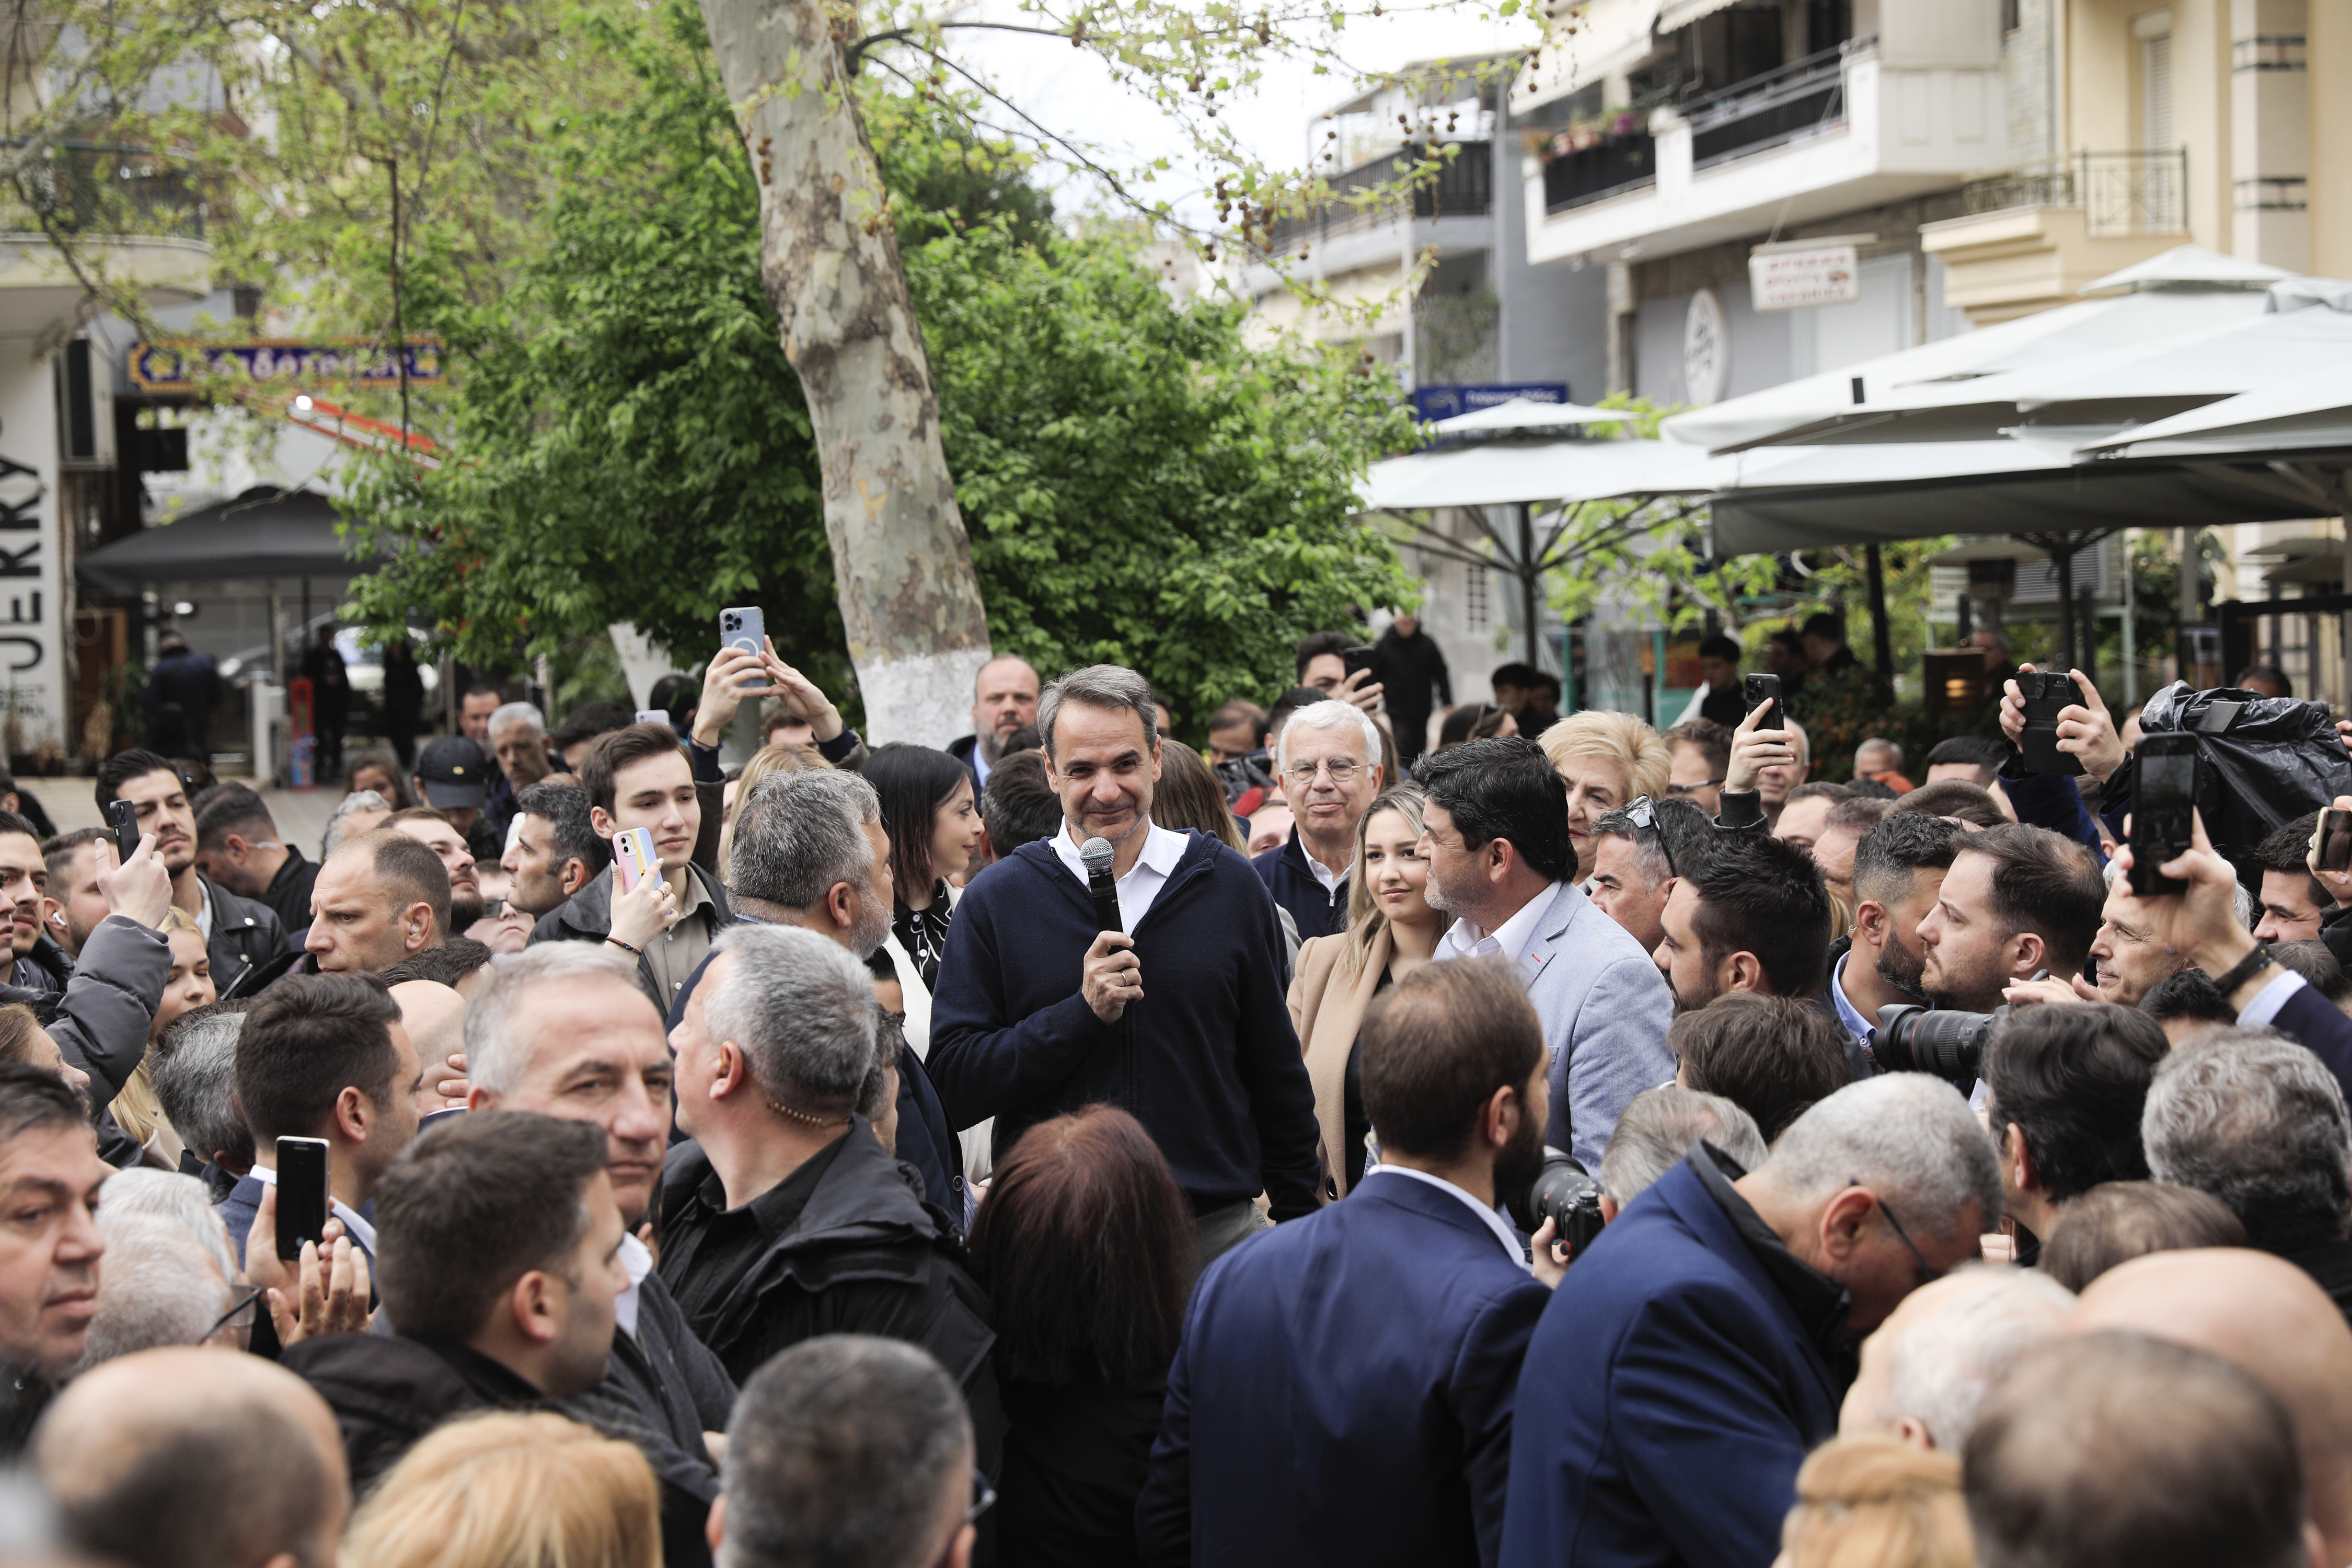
[719,607,773,695]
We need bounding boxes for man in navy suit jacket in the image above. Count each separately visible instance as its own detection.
[1500,1073,2000,1568]
[1136,958,1555,1568]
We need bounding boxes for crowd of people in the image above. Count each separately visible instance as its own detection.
[7,615,2352,1568]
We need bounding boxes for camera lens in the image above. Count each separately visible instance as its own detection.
[1873,1004,2004,1084]
[1513,1146,1608,1264]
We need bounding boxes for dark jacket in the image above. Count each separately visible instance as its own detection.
[1368,627,1452,718]
[284,1331,718,1568]
[1997,753,2106,858]
[658,1123,1002,1471]
[20,916,170,1168]
[201,875,290,999]
[1498,1154,1842,1568]
[928,833,1322,1219]
[1138,1170,1549,1568]
[1250,834,1348,945]
[8,933,71,998]
[528,862,731,1011]
[948,733,986,794]
[142,647,223,741]
[2269,978,2352,1109]
[1001,1376,1165,1568]
[259,848,320,941]
[562,1267,736,1532]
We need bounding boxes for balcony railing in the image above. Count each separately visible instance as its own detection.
[0,141,205,241]
[1265,142,1491,252]
[1959,151,2188,237]
[1685,38,1867,171]
[1543,129,1658,214]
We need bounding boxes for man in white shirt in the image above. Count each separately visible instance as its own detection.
[464,943,739,1543]
[1250,700,1384,941]
[930,664,1321,1267]
[1417,738,1674,1171]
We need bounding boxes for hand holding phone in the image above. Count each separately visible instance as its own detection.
[613,826,660,893]
[718,608,773,695]
[274,1136,331,1263]
[2018,671,2087,777]
[1723,688,1792,797]
[1743,673,1781,717]
[2127,734,2200,898]
[103,799,139,868]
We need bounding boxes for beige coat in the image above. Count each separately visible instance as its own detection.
[1287,925,1392,1201]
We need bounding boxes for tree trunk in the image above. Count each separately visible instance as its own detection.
[695,0,991,745]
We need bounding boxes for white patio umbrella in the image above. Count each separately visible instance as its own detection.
[1422,396,1635,437]
[2076,359,2352,460]
[1661,246,2295,455]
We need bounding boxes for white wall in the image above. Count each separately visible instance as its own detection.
[0,341,65,751]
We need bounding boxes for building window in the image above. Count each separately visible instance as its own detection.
[2137,11,2174,149]
[1466,562,1489,632]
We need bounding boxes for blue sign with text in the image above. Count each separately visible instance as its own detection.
[1411,383,1571,422]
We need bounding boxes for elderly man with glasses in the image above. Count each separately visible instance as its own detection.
[1251,700,1385,943]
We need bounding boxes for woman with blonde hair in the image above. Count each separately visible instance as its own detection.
[341,1411,661,1568]
[110,905,212,1166]
[1285,785,1453,1198]
[1539,711,1672,882]
[1776,1435,1971,1568]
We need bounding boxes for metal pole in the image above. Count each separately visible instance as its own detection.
[1865,543,1894,689]
[2122,530,2138,709]
[2056,545,2077,672]
[1520,503,1540,667]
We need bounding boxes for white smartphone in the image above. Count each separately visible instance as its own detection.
[613,826,660,893]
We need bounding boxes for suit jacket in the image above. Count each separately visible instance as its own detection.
[1498,1159,1841,1568]
[1286,926,1391,1200]
[1508,882,1677,1170]
[2272,979,2352,1106]
[1137,1170,1549,1568]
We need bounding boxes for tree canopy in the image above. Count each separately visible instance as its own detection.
[343,1,1415,731]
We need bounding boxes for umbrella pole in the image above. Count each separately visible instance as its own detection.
[1520,503,1540,668]
[2057,546,2078,674]
[1865,544,1893,691]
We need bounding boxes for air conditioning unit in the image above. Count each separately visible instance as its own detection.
[54,338,114,470]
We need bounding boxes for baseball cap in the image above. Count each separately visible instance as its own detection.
[414,735,490,811]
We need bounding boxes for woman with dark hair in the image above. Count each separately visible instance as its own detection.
[861,743,981,990]
[967,1105,1192,1567]
[1147,740,1244,852]
[1432,701,1518,755]
[344,748,419,810]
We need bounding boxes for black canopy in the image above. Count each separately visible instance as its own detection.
[77,486,383,593]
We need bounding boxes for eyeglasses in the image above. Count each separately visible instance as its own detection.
[1665,779,1724,796]
[1622,795,1678,881]
[1856,1183,1942,1285]
[1285,758,1364,787]
[208,1284,263,1342]
[927,1471,997,1568]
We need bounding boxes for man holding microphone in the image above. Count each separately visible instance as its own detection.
[928,664,1320,1265]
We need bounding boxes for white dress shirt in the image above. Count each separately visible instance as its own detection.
[1052,822,1191,931]
[1361,1164,1529,1271]
[250,1161,378,1255]
[613,1229,653,1339]
[1435,881,1564,976]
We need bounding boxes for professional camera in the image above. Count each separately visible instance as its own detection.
[1873,1004,2009,1085]
[1511,1146,1607,1266]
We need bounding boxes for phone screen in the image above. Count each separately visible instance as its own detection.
[274,1137,330,1262]
[2319,809,2352,875]
[2137,746,2198,845]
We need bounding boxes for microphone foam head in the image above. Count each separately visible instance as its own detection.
[1079,836,1115,872]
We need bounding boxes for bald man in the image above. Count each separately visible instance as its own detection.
[35,1345,350,1568]
[2071,1248,2352,1568]
[1840,1266,2074,1452]
[390,978,470,1115]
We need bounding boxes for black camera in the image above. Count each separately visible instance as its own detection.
[1512,1146,1607,1265]
[1874,1004,2008,1084]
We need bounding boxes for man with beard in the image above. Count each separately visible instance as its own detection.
[930,664,1318,1268]
[1138,960,1557,1568]
[1653,831,1832,1012]
[1415,739,1673,1174]
[1820,813,1964,1075]
[385,808,486,931]
[95,751,286,998]
[500,781,610,920]
[946,654,1040,795]
[1916,823,2104,1013]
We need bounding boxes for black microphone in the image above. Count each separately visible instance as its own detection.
[1080,835,1122,934]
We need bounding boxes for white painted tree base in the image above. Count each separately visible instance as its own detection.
[859,646,994,750]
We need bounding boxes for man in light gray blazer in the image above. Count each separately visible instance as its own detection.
[1416,740,1676,1171]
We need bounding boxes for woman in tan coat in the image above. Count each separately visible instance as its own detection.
[1286,785,1452,1200]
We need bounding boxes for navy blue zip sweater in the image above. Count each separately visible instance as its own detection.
[1252,833,1349,943]
[928,831,1322,1220]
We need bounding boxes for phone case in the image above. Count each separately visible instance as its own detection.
[614,827,659,893]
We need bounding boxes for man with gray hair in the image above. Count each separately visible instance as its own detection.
[661,924,1000,1467]
[80,1212,234,1366]
[1838,1265,2074,1451]
[484,700,552,839]
[1500,1074,2000,1568]
[1595,1085,1765,1217]
[149,1002,256,1197]
[713,1334,978,1568]
[931,663,1320,1266]
[465,942,737,1559]
[1251,698,1383,941]
[2142,1027,2352,1322]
